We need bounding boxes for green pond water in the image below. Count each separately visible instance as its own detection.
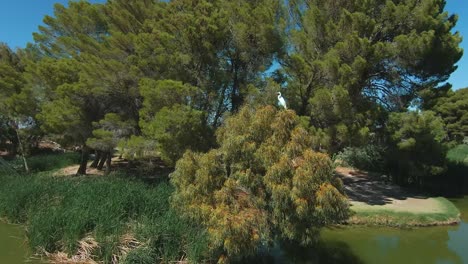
[276,196,468,264]
[0,221,41,264]
[1,197,467,264]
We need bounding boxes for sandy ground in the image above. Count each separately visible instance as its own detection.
[336,167,446,213]
[55,162,105,176]
[54,157,129,176]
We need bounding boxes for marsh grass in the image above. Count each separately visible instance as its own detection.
[0,156,209,263]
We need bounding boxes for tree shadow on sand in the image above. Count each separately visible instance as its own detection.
[336,168,427,206]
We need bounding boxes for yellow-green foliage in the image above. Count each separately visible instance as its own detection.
[171,106,349,259]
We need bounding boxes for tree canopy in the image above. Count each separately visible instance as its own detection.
[283,0,462,150]
[433,88,468,144]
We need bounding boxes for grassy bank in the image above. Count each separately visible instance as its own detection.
[0,156,210,263]
[348,197,460,227]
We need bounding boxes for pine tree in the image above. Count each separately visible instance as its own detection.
[433,88,468,144]
[284,0,462,151]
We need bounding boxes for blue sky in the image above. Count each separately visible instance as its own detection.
[0,0,467,89]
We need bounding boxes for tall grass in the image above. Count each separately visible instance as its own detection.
[0,158,209,263]
[7,152,80,173]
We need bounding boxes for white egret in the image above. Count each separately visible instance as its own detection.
[277,92,287,109]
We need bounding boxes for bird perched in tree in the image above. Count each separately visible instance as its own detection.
[277,92,287,109]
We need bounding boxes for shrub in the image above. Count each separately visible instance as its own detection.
[447,144,468,165]
[144,105,213,166]
[171,106,349,261]
[334,145,386,172]
[386,111,447,186]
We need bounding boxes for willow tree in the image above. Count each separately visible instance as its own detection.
[171,106,349,261]
[284,0,463,151]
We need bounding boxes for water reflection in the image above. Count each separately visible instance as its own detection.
[320,225,463,264]
[448,223,468,264]
[242,197,468,264]
[446,197,468,264]
[277,240,364,264]
[239,239,364,264]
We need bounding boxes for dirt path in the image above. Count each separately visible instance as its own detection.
[336,167,446,213]
[55,162,104,176]
[54,157,128,176]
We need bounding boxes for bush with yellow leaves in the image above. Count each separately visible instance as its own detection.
[170,105,349,261]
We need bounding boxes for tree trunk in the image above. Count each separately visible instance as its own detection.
[15,127,29,173]
[105,152,112,175]
[9,125,19,157]
[230,60,242,112]
[97,152,107,170]
[90,150,101,168]
[76,145,89,175]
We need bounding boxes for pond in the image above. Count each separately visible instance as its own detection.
[275,196,468,264]
[1,197,467,264]
[0,221,42,264]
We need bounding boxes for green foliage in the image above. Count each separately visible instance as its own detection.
[0,43,31,118]
[307,86,374,150]
[444,144,468,195]
[0,170,209,263]
[446,144,468,165]
[0,115,15,150]
[4,0,462,170]
[432,88,468,144]
[171,106,349,260]
[0,43,42,159]
[334,145,386,172]
[118,135,157,161]
[143,105,212,166]
[139,79,201,122]
[138,79,213,166]
[386,111,447,185]
[38,97,87,142]
[284,0,462,150]
[87,113,135,152]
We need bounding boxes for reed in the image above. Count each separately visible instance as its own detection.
[0,167,209,263]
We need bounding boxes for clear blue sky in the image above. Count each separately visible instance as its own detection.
[0,0,467,89]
